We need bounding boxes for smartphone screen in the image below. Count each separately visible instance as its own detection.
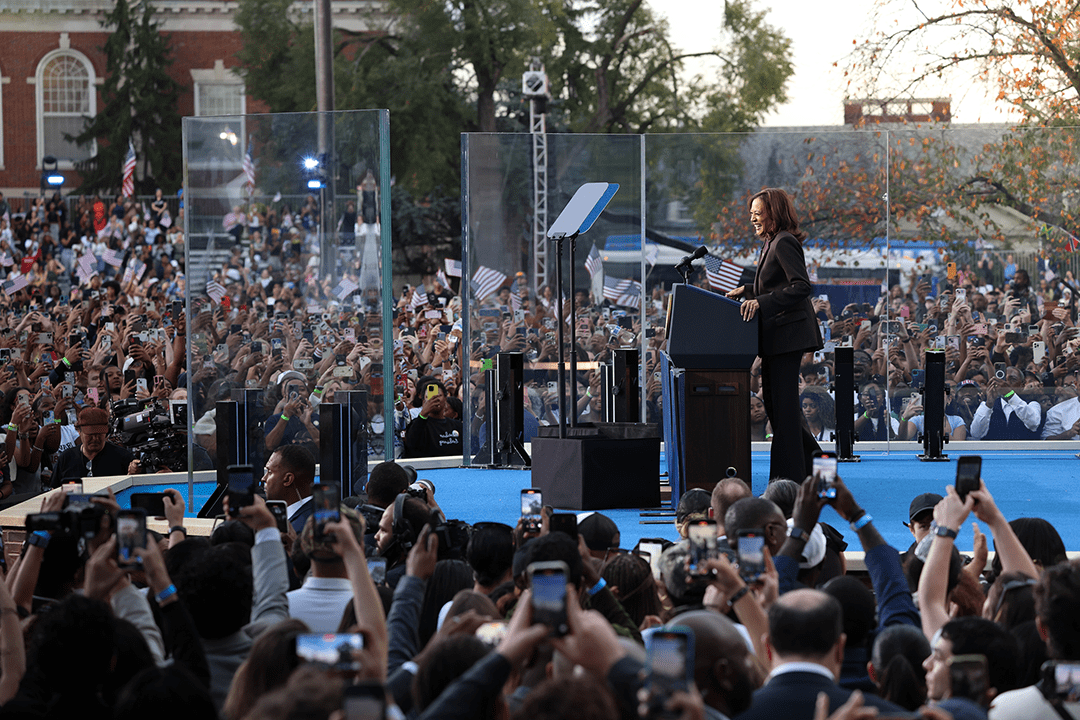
[130,493,167,518]
[948,654,989,704]
[529,561,569,636]
[638,540,664,581]
[312,483,341,539]
[227,465,255,516]
[955,456,982,501]
[116,509,147,566]
[737,530,766,581]
[813,452,838,499]
[646,629,692,692]
[266,500,288,532]
[1046,662,1080,700]
[687,521,718,575]
[367,557,387,584]
[520,488,542,532]
[549,513,577,539]
[295,633,363,671]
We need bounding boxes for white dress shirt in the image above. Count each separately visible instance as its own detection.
[970,393,1041,439]
[1042,396,1080,439]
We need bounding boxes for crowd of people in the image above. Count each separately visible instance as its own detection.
[0,192,1079,717]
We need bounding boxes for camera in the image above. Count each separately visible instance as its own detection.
[25,495,107,543]
[109,398,188,473]
[405,478,434,500]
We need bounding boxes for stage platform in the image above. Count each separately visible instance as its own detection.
[2,445,1078,568]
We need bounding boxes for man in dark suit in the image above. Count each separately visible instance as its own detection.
[262,444,315,533]
[735,589,906,720]
[727,188,823,483]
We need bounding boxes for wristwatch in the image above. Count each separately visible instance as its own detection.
[934,525,958,540]
[789,526,810,542]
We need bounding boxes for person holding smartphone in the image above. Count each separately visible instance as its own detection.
[402,377,462,459]
[726,188,823,483]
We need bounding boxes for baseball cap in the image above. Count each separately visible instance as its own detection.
[907,493,943,525]
[76,407,109,432]
[675,488,712,523]
[577,512,619,552]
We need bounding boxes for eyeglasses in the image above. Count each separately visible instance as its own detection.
[993,577,1037,618]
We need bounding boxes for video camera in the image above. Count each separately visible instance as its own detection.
[110,398,188,473]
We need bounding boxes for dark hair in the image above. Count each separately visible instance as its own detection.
[25,595,117,702]
[991,518,1067,580]
[675,488,712,522]
[413,376,447,408]
[413,636,494,714]
[273,444,316,487]
[871,625,930,711]
[986,572,1037,630]
[601,553,662,627]
[222,618,308,720]
[175,542,254,639]
[762,479,799,520]
[1035,559,1080,660]
[749,188,807,242]
[466,522,515,588]
[512,676,618,720]
[725,497,782,539]
[419,560,474,647]
[366,462,410,508]
[114,664,217,720]
[822,576,876,650]
[941,616,1020,694]
[210,519,255,547]
[517,533,584,588]
[1011,620,1048,689]
[767,591,843,658]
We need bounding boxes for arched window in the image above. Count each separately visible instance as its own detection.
[35,50,96,167]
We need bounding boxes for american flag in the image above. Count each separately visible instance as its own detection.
[2,275,28,295]
[603,275,641,308]
[333,277,359,301]
[102,248,125,268]
[509,275,522,313]
[242,139,255,197]
[76,253,97,284]
[206,279,227,304]
[122,139,136,198]
[444,258,462,278]
[644,243,659,267]
[409,286,428,311]
[0,253,12,267]
[436,269,451,289]
[704,255,745,294]
[471,265,507,301]
[585,244,603,279]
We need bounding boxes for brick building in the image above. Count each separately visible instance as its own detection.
[0,0,382,201]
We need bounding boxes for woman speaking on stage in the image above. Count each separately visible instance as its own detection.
[726,188,823,483]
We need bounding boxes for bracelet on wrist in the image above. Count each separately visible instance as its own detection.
[850,513,873,531]
[587,577,607,597]
[169,525,187,537]
[280,414,290,422]
[727,585,751,608]
[154,583,178,604]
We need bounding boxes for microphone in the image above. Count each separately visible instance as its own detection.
[675,245,708,272]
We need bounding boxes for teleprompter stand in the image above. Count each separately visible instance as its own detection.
[531,183,661,510]
[918,349,949,461]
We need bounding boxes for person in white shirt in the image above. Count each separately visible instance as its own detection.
[1042,395,1080,440]
[970,369,1043,440]
[286,505,363,633]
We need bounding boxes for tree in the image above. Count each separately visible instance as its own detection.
[845,0,1080,123]
[71,0,185,194]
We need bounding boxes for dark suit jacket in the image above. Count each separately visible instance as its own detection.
[744,231,822,357]
[734,670,905,720]
[289,498,314,534]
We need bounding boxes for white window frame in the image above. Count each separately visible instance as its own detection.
[0,63,6,170]
[190,65,246,170]
[34,48,97,170]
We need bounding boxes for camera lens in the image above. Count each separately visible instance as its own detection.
[996,370,1006,380]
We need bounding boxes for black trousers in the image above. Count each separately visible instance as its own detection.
[760,349,821,482]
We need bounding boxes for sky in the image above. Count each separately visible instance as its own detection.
[662,0,1016,127]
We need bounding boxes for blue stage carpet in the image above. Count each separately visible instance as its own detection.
[115,449,1080,553]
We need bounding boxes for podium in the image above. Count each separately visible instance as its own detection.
[662,284,758,505]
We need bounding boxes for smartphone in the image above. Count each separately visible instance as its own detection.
[910,368,925,389]
[266,500,288,533]
[293,358,314,370]
[295,633,363,671]
[343,682,386,720]
[312,483,341,540]
[638,540,665,581]
[549,513,577,539]
[737,529,767,582]
[1034,341,1046,364]
[425,384,440,401]
[136,378,148,395]
[813,452,838,499]
[948,654,989,705]
[474,622,509,647]
[226,464,256,517]
[367,557,387,584]
[130,493,167,518]
[643,628,694,716]
[1042,661,1080,702]
[520,488,543,533]
[687,520,718,575]
[528,560,570,636]
[955,456,981,502]
[116,509,147,567]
